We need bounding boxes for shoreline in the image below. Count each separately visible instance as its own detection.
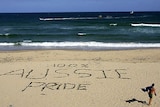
[0,42,160,51]
[0,47,160,52]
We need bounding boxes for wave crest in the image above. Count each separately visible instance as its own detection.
[131,23,160,27]
[1,42,160,50]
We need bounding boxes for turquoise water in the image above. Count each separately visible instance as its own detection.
[0,12,160,50]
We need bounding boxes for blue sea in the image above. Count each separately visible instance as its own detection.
[0,12,160,50]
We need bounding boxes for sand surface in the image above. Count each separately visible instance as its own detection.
[0,49,160,107]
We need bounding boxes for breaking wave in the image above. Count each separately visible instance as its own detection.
[39,17,98,21]
[0,41,160,50]
[131,23,160,27]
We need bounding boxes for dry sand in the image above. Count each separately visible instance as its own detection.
[0,49,160,107]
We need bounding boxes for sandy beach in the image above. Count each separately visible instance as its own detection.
[0,49,160,107]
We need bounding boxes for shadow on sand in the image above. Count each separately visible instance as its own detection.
[126,98,147,104]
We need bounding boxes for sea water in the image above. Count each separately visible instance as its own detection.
[0,12,160,50]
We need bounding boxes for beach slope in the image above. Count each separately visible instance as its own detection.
[0,49,160,107]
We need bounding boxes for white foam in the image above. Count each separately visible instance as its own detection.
[39,17,98,21]
[39,18,54,21]
[109,23,117,26]
[78,33,87,36]
[1,42,160,49]
[5,33,10,36]
[0,33,10,36]
[21,42,160,48]
[131,23,160,27]
[0,43,14,46]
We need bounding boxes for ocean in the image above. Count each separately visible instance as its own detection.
[0,12,160,50]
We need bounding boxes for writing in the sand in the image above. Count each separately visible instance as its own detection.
[22,82,90,92]
[0,68,130,79]
[0,63,130,92]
